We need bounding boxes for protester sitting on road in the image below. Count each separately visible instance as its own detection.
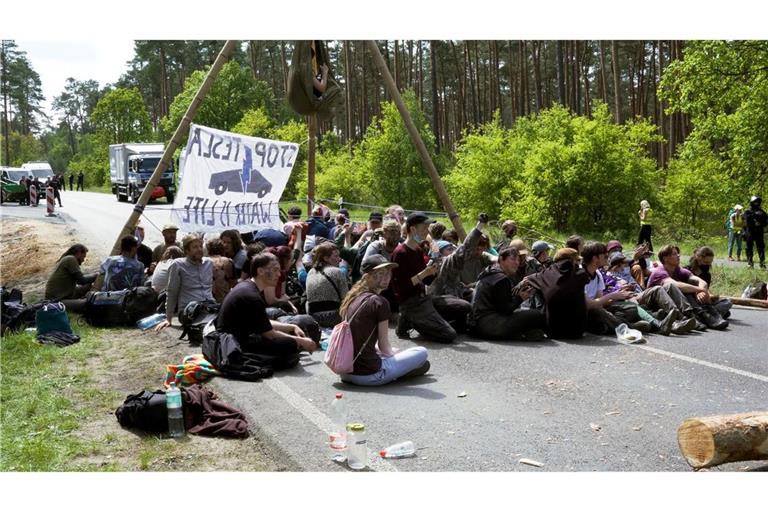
[565,235,584,255]
[283,206,303,232]
[494,220,519,253]
[339,254,430,386]
[526,248,590,339]
[364,219,403,262]
[427,221,447,258]
[329,211,349,240]
[133,225,154,274]
[100,235,145,291]
[391,212,459,343]
[152,224,180,263]
[442,229,459,245]
[45,244,98,313]
[205,238,236,303]
[237,242,266,281]
[306,242,348,327]
[581,241,653,336]
[629,242,653,289]
[469,247,546,341]
[530,240,554,272]
[647,244,728,330]
[151,246,184,294]
[351,211,384,250]
[307,206,332,238]
[603,252,695,335]
[216,252,317,358]
[429,213,496,302]
[685,246,733,320]
[386,204,406,226]
[220,229,248,278]
[263,245,299,314]
[154,235,215,332]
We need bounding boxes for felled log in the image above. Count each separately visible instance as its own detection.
[722,296,768,309]
[677,411,768,469]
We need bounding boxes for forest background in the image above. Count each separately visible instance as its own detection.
[2,39,767,242]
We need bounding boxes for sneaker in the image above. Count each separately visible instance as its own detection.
[693,320,708,331]
[728,256,734,261]
[403,360,430,378]
[629,320,652,333]
[671,317,697,334]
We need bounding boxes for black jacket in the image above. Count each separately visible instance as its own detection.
[470,265,522,322]
[526,259,589,339]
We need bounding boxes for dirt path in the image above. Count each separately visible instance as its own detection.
[1,216,287,471]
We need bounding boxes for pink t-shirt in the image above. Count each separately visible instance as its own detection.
[647,266,692,288]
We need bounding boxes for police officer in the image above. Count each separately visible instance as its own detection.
[744,195,767,269]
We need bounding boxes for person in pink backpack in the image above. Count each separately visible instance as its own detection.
[338,254,430,386]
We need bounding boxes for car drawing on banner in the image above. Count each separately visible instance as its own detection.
[208,168,273,197]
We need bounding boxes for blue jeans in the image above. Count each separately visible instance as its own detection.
[341,347,429,386]
[727,230,742,258]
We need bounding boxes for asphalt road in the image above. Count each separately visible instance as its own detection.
[3,190,767,472]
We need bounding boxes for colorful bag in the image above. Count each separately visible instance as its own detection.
[323,294,376,375]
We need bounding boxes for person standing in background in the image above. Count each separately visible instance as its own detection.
[727,204,744,262]
[637,200,653,252]
[77,171,84,191]
[69,173,75,191]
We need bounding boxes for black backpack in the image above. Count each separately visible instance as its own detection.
[179,300,219,344]
[84,287,159,327]
[115,390,169,433]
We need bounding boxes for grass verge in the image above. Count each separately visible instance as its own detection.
[1,319,284,472]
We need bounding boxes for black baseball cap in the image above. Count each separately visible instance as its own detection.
[368,211,383,222]
[405,211,433,228]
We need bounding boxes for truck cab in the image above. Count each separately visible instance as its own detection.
[110,144,175,204]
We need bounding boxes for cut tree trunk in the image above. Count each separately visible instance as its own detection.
[677,411,768,469]
[721,297,768,309]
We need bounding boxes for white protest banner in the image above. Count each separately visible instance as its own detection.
[170,123,299,233]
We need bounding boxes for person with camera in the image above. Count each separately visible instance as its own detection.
[469,246,546,341]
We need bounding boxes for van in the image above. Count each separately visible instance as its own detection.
[21,161,54,180]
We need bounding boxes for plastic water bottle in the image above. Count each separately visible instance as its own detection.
[137,313,166,330]
[380,440,416,459]
[166,382,185,438]
[329,393,347,461]
[346,423,367,470]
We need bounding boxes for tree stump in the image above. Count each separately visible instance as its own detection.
[677,412,768,469]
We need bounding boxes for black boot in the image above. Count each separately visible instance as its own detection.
[651,309,680,336]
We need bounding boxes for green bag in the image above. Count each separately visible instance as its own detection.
[287,40,344,121]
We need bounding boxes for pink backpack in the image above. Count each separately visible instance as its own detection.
[324,295,377,375]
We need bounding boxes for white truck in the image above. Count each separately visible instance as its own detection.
[109,143,175,203]
[21,161,55,180]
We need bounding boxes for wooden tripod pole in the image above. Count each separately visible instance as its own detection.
[307,114,317,215]
[365,40,466,239]
[104,40,238,260]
